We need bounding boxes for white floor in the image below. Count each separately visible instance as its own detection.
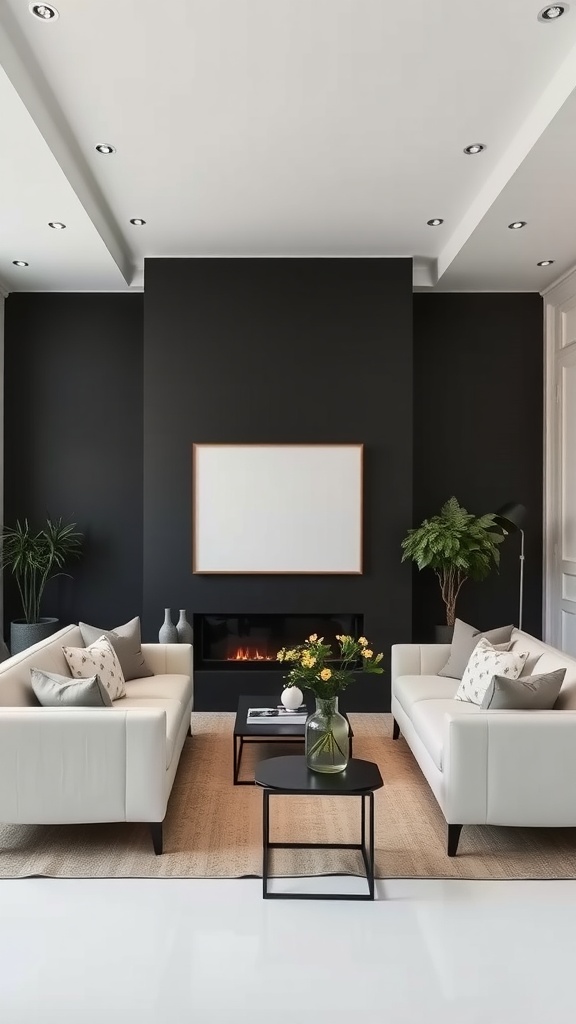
[1,876,575,1023]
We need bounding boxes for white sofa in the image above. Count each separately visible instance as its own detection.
[391,629,576,855]
[0,624,193,854]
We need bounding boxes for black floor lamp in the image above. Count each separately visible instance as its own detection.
[495,502,527,631]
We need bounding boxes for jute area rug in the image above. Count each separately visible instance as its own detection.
[2,712,576,880]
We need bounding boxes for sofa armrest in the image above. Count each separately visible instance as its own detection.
[391,643,451,686]
[444,711,576,827]
[0,708,167,825]
[141,643,192,677]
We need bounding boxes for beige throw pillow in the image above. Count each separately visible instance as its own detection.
[63,635,126,701]
[455,638,529,706]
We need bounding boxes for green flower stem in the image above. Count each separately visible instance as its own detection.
[307,723,347,762]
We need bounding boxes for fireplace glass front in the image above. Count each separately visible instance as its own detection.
[194,613,363,670]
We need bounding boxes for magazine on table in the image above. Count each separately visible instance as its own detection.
[247,705,308,724]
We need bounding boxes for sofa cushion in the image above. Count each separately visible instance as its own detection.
[394,674,460,716]
[481,669,566,710]
[124,673,193,709]
[410,699,482,771]
[79,617,153,681]
[31,668,113,708]
[438,618,514,679]
[64,636,126,701]
[0,625,84,707]
[113,696,183,768]
[455,639,529,705]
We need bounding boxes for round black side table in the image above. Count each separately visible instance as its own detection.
[255,755,383,901]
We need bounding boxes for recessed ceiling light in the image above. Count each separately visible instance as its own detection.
[508,221,527,230]
[95,144,116,155]
[463,143,486,155]
[29,3,59,20]
[427,218,444,227]
[537,260,555,266]
[48,221,66,229]
[12,260,29,267]
[538,5,569,21]
[129,218,146,226]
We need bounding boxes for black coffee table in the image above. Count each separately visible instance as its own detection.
[255,755,383,900]
[233,695,354,785]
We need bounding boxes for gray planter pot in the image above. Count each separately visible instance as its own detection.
[10,618,59,656]
[435,624,454,644]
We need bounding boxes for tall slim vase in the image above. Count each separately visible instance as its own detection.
[176,609,193,644]
[159,609,178,643]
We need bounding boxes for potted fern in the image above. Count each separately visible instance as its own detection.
[1,517,83,655]
[401,497,504,641]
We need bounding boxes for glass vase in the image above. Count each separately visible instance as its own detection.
[305,696,350,774]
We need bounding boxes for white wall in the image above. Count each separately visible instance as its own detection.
[0,293,4,633]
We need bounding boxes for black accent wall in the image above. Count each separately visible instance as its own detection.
[143,258,414,709]
[413,293,543,640]
[2,277,545,710]
[3,294,144,629]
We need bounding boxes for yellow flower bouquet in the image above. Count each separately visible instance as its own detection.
[277,633,384,772]
[277,633,384,699]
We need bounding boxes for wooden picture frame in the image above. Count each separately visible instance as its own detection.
[192,443,363,574]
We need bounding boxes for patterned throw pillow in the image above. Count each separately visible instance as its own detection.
[455,638,529,706]
[63,635,126,701]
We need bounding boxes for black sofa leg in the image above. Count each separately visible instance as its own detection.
[150,822,163,855]
[392,718,400,740]
[447,824,463,857]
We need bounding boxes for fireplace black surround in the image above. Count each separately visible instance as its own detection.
[194,613,363,670]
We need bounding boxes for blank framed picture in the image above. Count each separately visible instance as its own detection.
[192,444,363,574]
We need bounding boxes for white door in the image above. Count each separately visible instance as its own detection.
[546,284,576,653]
[559,348,576,652]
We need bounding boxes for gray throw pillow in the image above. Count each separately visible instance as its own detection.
[31,668,113,708]
[438,618,515,679]
[79,617,153,681]
[481,668,566,710]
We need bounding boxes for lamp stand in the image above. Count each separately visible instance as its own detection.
[518,529,525,632]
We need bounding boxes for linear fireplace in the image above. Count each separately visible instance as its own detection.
[194,613,363,670]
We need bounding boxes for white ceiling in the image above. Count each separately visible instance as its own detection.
[1,0,576,294]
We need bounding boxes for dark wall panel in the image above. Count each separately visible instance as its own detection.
[413,293,543,639]
[143,258,414,709]
[4,293,144,629]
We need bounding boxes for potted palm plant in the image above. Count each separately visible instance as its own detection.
[401,497,504,641]
[1,517,83,655]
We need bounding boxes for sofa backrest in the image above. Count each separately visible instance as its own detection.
[0,624,84,707]
[510,629,576,710]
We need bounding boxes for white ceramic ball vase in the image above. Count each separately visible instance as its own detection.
[281,686,304,711]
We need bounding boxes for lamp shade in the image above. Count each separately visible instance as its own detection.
[494,502,527,532]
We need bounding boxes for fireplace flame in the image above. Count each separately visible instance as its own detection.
[228,647,275,662]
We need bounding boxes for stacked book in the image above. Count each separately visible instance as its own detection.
[247,706,308,724]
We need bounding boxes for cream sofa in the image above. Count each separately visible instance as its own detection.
[391,629,576,855]
[0,624,193,854]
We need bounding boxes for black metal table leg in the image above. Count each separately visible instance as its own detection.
[368,793,375,899]
[233,735,246,785]
[263,790,270,898]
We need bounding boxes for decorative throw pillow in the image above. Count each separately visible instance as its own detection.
[63,635,126,700]
[31,668,113,708]
[78,616,152,681]
[481,668,566,711]
[438,618,515,679]
[455,638,529,706]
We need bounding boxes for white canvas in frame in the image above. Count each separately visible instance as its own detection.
[193,444,363,574]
